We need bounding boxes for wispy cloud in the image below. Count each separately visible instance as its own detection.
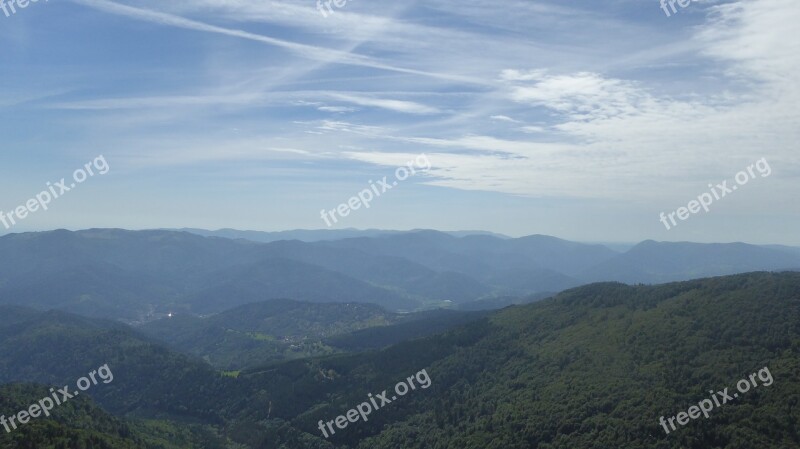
[69,0,487,85]
[490,115,521,123]
[328,93,440,115]
[318,106,359,113]
[3,0,797,242]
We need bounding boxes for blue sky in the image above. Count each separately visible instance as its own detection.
[0,0,797,244]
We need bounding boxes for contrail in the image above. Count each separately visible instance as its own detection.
[68,0,486,86]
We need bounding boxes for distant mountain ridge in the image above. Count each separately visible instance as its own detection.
[581,240,800,283]
[0,229,798,322]
[171,227,510,243]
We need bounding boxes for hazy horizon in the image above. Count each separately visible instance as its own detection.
[2,226,799,248]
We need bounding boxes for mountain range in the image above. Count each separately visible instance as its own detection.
[0,229,798,322]
[170,228,510,243]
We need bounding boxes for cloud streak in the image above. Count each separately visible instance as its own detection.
[69,0,487,85]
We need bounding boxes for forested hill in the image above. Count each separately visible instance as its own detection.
[0,384,229,449]
[225,272,800,449]
[139,299,487,370]
[1,272,798,448]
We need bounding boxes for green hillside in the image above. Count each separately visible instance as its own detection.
[0,384,143,449]
[139,299,390,370]
[1,272,799,449]
[0,308,230,423]
[139,299,486,370]
[224,272,800,449]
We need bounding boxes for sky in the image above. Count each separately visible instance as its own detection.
[0,0,798,244]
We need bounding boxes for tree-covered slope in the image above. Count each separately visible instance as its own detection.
[324,308,489,351]
[0,307,230,422]
[0,384,145,449]
[224,272,800,449]
[0,384,228,449]
[139,299,488,370]
[3,272,799,449]
[139,299,396,370]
